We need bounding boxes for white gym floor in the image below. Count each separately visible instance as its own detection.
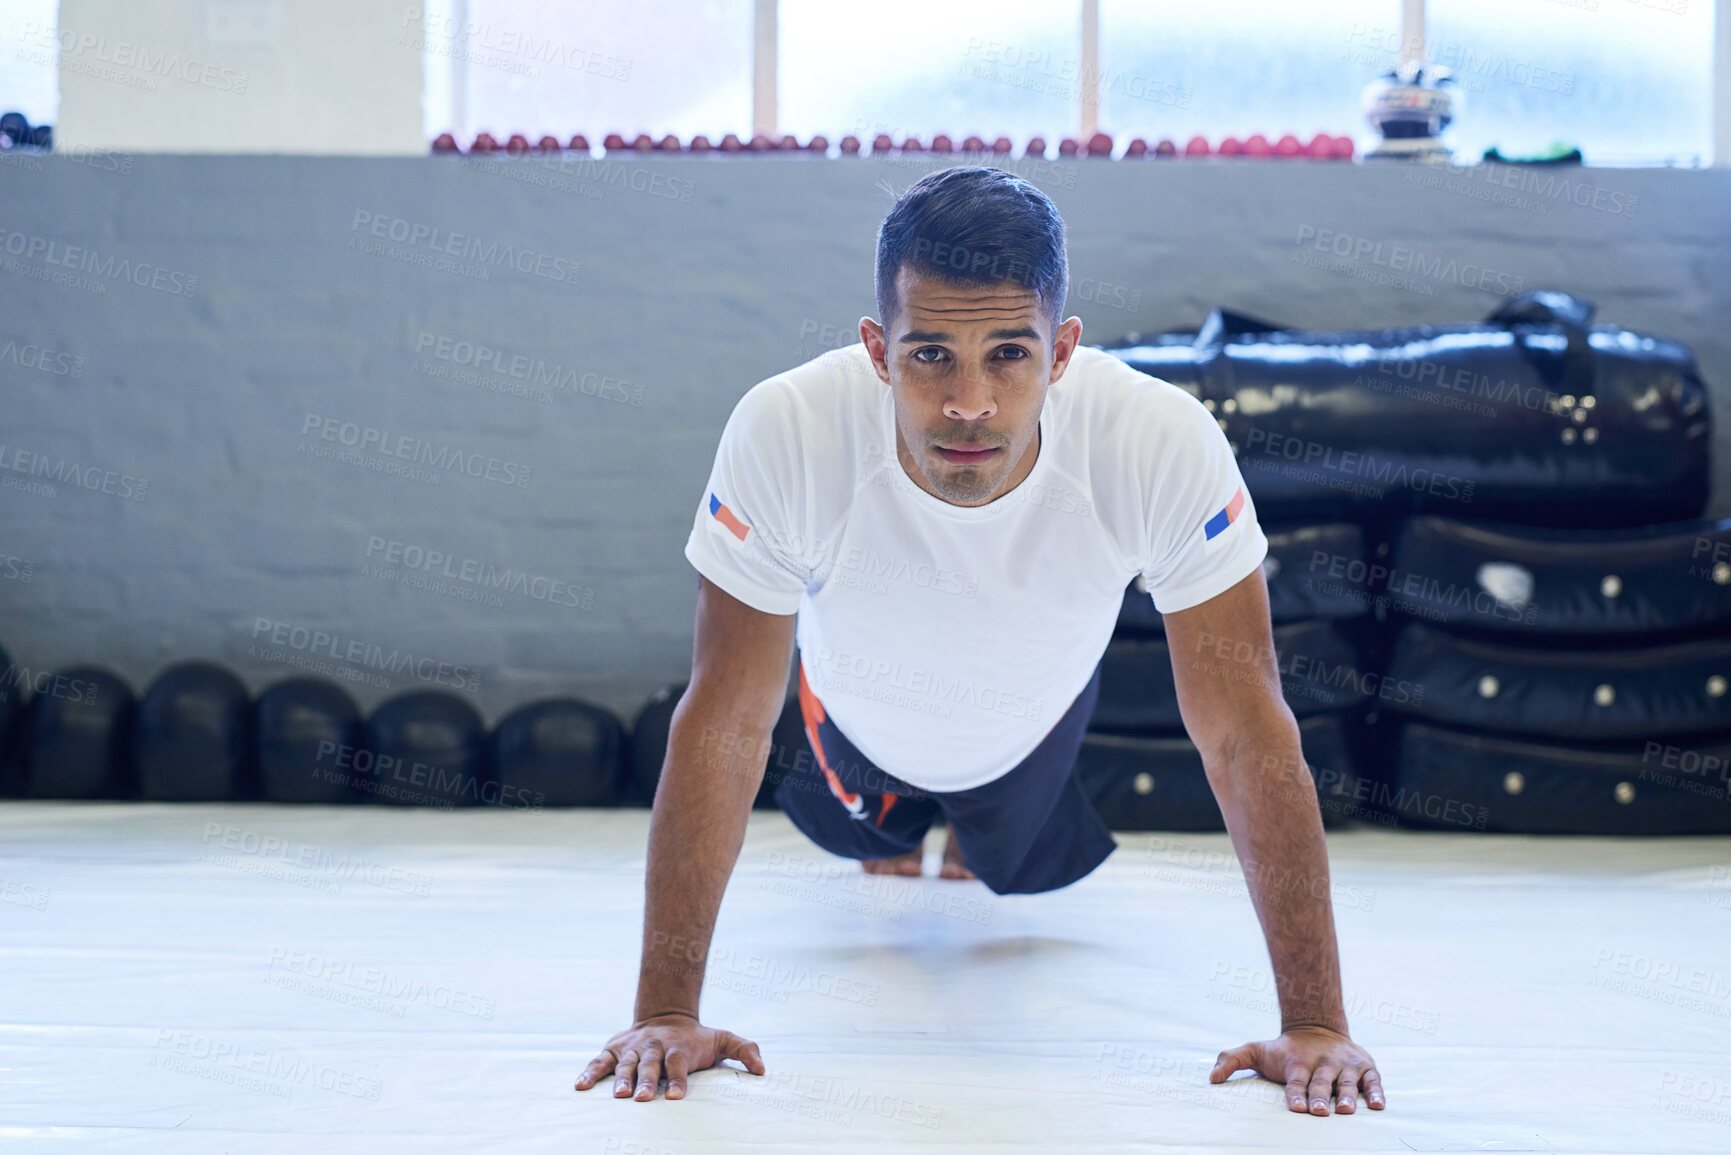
[1,803,1727,1154]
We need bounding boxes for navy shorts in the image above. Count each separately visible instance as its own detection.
[775,657,1117,895]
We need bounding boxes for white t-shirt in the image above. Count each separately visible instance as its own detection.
[684,343,1268,792]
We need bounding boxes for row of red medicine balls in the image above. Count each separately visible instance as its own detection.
[432,131,1356,160]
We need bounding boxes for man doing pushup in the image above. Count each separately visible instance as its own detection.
[576,166,1386,1118]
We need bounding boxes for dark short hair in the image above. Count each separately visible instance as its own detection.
[874,166,1069,329]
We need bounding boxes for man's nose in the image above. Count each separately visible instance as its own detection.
[944,373,996,422]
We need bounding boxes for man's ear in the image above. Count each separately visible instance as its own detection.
[859,317,891,384]
[1049,315,1084,382]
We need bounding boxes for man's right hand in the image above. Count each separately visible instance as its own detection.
[574,1013,766,1102]
[584,578,789,1104]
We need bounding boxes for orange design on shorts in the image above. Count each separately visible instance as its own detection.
[798,664,866,819]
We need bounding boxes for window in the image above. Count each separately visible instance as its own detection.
[1099,1,1403,143]
[425,0,753,142]
[1424,0,1712,165]
[416,0,1727,167]
[778,0,1082,143]
[0,0,61,129]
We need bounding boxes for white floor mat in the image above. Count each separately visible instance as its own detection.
[0,803,1727,1153]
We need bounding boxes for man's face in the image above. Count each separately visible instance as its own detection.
[862,267,1082,506]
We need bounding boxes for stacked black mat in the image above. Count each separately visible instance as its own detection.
[1079,526,1377,831]
[1094,289,1723,835]
[1368,517,1731,834]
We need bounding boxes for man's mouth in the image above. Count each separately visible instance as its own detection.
[933,442,1002,466]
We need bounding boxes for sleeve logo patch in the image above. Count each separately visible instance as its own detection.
[708,492,751,542]
[1201,484,1246,555]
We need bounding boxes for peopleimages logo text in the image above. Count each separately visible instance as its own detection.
[1294,225,1524,295]
[0,444,148,499]
[0,229,199,296]
[350,212,580,284]
[248,618,479,691]
[365,536,591,609]
[299,415,532,488]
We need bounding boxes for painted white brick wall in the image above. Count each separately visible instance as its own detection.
[0,156,1725,721]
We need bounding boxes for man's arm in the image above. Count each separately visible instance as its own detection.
[1160,567,1386,1116]
[575,575,795,1102]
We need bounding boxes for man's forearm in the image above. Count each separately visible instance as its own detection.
[633,694,773,1023]
[1205,720,1348,1035]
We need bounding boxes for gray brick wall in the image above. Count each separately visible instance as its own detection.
[0,154,1725,721]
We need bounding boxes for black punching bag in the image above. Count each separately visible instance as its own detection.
[0,641,23,795]
[28,666,136,799]
[489,698,625,808]
[366,691,488,807]
[257,677,365,803]
[135,662,252,801]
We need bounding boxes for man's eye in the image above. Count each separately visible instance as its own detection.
[996,346,1029,360]
[912,347,947,363]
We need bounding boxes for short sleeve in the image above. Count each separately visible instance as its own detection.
[1141,398,1269,614]
[683,381,809,616]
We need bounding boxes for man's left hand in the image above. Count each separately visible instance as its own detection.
[1208,1026,1385,1115]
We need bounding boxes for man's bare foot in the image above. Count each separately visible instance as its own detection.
[862,846,922,876]
[938,823,975,880]
[861,823,976,879]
